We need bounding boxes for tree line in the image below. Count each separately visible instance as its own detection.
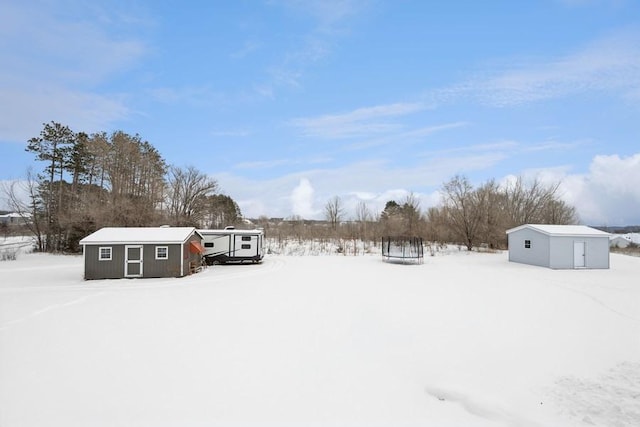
[4,122,578,253]
[310,174,577,251]
[3,121,242,252]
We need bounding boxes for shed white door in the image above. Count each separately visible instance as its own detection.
[573,241,586,268]
[125,245,143,277]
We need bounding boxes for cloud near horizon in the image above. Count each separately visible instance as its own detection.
[3,153,640,226]
[213,152,640,226]
[290,178,318,218]
[559,154,640,225]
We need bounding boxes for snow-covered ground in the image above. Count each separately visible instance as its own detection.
[0,235,34,260]
[1,250,639,427]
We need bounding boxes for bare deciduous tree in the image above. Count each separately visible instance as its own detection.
[402,193,421,236]
[1,169,46,251]
[324,196,344,231]
[354,200,373,240]
[501,176,578,227]
[441,175,484,250]
[165,166,218,226]
[438,175,579,250]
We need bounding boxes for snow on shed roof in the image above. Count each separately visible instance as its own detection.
[79,227,199,245]
[506,224,611,237]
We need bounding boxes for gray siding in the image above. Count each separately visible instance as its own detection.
[83,236,203,280]
[508,228,550,268]
[141,244,183,278]
[84,245,126,279]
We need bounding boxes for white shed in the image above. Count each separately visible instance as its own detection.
[610,235,631,248]
[506,224,610,269]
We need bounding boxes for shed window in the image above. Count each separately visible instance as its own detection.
[524,240,531,249]
[156,246,169,260]
[204,242,214,248]
[241,236,252,241]
[241,244,251,249]
[99,247,112,261]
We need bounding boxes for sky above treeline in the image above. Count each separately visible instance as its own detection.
[1,0,639,225]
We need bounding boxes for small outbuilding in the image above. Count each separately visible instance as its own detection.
[506,224,610,269]
[610,235,631,248]
[79,227,205,280]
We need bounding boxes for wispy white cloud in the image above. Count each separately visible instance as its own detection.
[233,155,333,171]
[289,102,425,139]
[0,1,148,142]
[418,140,519,158]
[0,85,130,142]
[258,0,368,96]
[0,2,147,86]
[266,67,304,89]
[419,138,585,159]
[230,41,262,59]
[270,0,365,31]
[434,29,640,107]
[348,122,468,150]
[522,140,588,152]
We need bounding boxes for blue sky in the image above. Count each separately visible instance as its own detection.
[1,0,640,225]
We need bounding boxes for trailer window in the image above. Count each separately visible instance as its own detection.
[241,236,251,241]
[156,246,169,260]
[524,240,531,249]
[241,244,251,249]
[204,242,214,248]
[99,247,112,261]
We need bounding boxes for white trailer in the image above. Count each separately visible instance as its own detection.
[198,227,264,264]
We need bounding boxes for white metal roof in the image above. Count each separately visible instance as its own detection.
[197,228,263,235]
[79,227,199,245]
[506,224,611,237]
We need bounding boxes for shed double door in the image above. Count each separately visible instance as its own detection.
[125,245,144,277]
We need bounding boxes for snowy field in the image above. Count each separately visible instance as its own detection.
[1,250,639,427]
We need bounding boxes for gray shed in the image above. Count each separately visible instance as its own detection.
[506,224,610,269]
[79,227,205,280]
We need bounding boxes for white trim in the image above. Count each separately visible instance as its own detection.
[573,241,586,269]
[82,244,87,279]
[98,246,112,261]
[506,224,610,237]
[124,245,144,278]
[155,246,169,260]
[180,243,184,275]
